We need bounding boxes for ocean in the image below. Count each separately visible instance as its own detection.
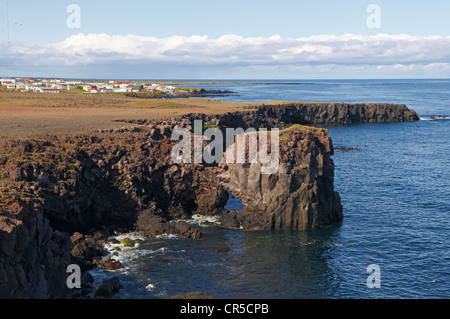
[93,79,450,299]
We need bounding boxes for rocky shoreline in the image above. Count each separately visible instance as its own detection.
[0,102,419,299]
[124,89,237,99]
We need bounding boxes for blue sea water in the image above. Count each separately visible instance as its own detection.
[102,79,450,299]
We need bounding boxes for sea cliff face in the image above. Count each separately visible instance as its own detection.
[219,125,343,230]
[0,102,419,298]
[0,200,72,298]
[135,102,419,128]
[245,102,420,125]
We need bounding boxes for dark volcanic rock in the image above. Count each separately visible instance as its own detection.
[219,126,343,230]
[135,210,203,239]
[0,201,72,299]
[236,102,420,126]
[135,102,419,129]
[70,232,108,261]
[94,256,124,271]
[94,277,121,298]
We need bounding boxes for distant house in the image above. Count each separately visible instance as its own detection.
[131,83,143,92]
[113,88,130,93]
[15,84,27,90]
[115,82,130,89]
[99,88,113,93]
[65,84,77,90]
[0,78,16,85]
[38,88,60,94]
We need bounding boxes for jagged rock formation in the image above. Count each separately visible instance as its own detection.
[0,200,72,299]
[219,125,343,230]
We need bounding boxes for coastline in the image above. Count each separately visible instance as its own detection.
[0,90,420,299]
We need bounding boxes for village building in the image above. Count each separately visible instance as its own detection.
[36,87,61,93]
[131,83,144,92]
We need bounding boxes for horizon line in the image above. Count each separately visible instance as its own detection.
[2,76,450,82]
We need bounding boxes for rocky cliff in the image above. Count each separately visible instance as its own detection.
[0,132,228,298]
[0,199,72,298]
[243,102,420,125]
[131,102,419,128]
[0,102,419,298]
[218,125,342,230]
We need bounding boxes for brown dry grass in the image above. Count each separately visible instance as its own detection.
[0,91,256,140]
[0,91,323,140]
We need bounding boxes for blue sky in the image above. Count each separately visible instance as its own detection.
[1,0,450,79]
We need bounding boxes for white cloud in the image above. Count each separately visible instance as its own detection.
[2,33,450,78]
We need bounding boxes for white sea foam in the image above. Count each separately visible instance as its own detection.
[187,214,221,227]
[107,232,146,242]
[156,233,179,239]
[105,233,171,265]
[420,116,449,121]
[145,283,156,291]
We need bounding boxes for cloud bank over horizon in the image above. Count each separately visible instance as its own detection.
[2,33,450,79]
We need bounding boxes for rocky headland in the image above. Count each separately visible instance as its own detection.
[124,88,237,99]
[0,102,419,298]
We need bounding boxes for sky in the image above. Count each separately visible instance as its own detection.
[1,0,450,79]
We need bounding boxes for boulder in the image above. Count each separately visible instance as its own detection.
[94,277,121,298]
[95,256,124,271]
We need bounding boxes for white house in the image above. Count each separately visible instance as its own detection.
[65,84,77,90]
[15,83,27,90]
[113,88,131,93]
[38,87,61,94]
[0,78,16,85]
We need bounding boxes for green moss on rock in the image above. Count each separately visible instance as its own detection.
[119,238,135,248]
